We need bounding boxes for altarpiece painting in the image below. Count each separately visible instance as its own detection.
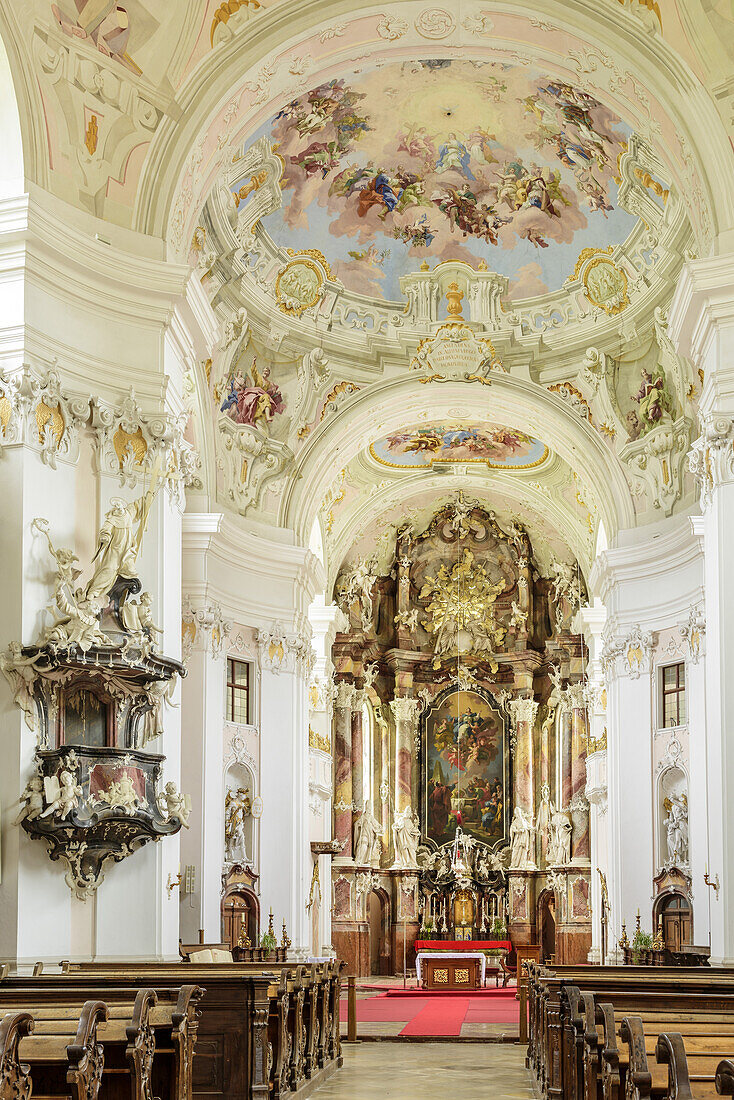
[422,687,510,850]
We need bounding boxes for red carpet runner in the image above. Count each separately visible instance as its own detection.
[340,989,518,1037]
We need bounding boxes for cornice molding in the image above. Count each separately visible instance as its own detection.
[590,512,703,606]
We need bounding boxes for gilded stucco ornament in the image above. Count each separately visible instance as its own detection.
[275,252,329,317]
[408,322,505,385]
[573,248,630,315]
[620,416,692,516]
[419,549,506,670]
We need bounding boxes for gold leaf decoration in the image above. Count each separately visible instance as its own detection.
[113,426,147,468]
[35,401,64,446]
[0,394,11,436]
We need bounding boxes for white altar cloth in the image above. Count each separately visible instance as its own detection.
[416,951,487,983]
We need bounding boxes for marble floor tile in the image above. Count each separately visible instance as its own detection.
[313,1042,534,1098]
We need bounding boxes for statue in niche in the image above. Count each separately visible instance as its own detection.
[353,805,382,865]
[225,785,252,862]
[392,807,421,868]
[509,601,527,630]
[664,794,688,864]
[548,808,572,865]
[509,807,535,869]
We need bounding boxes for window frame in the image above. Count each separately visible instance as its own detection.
[659,661,686,730]
[227,658,252,726]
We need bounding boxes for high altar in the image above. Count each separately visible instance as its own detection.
[330,497,592,975]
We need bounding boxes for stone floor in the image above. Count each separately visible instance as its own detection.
[312,1042,535,1098]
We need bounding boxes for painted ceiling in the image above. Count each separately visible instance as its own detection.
[369,424,549,469]
[239,59,636,300]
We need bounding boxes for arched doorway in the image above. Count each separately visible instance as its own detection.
[538,890,556,964]
[221,866,261,949]
[656,892,692,952]
[367,890,390,976]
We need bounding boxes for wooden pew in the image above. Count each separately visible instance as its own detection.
[0,999,109,1100]
[0,984,203,1100]
[529,965,734,1100]
[11,961,343,1100]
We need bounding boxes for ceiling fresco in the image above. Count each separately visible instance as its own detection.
[238,59,637,300]
[369,424,549,469]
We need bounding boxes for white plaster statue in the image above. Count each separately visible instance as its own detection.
[0,643,46,728]
[95,772,139,815]
[476,846,505,879]
[32,518,111,652]
[509,807,536,869]
[14,775,45,825]
[664,794,688,864]
[86,487,158,601]
[225,785,252,861]
[40,770,82,820]
[336,557,378,633]
[548,560,583,633]
[121,591,163,645]
[354,806,382,865]
[158,781,192,828]
[392,807,421,868]
[548,809,572,865]
[510,600,528,629]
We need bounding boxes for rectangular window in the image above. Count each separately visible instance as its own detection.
[227,659,251,725]
[661,662,686,728]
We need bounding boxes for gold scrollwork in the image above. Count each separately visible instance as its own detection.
[275,257,325,317]
[113,426,148,468]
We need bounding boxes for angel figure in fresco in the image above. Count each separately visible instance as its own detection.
[435,134,476,180]
[51,1,141,74]
[633,367,672,434]
[221,362,284,430]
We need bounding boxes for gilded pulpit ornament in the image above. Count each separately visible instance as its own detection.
[1,473,190,898]
[419,548,506,670]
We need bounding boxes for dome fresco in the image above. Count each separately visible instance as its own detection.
[237,59,637,300]
[369,424,549,469]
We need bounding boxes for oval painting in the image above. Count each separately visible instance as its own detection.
[370,424,548,468]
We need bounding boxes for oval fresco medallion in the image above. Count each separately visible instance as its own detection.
[369,424,549,468]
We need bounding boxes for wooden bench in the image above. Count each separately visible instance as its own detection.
[528,964,734,1100]
[20,960,344,1100]
[0,999,109,1100]
[0,984,203,1100]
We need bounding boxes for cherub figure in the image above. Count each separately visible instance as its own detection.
[14,775,45,825]
[158,781,191,828]
[41,770,82,820]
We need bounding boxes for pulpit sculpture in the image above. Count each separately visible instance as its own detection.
[1,475,189,898]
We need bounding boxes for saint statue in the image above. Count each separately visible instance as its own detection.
[392,807,421,868]
[86,486,158,601]
[509,807,535,869]
[548,809,572,865]
[225,785,252,863]
[353,806,382,866]
[664,794,688,864]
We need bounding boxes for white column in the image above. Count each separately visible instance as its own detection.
[670,256,734,962]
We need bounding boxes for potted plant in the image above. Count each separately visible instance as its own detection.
[420,916,435,940]
[631,928,653,965]
[260,928,278,959]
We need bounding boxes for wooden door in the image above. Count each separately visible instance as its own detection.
[661,894,691,951]
[222,891,255,949]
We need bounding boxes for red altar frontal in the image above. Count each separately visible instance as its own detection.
[414,940,512,951]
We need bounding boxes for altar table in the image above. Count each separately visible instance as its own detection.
[414,940,512,987]
[416,950,486,989]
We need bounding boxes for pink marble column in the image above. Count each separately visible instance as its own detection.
[351,694,364,814]
[560,707,573,808]
[334,681,356,857]
[570,705,590,860]
[389,697,419,815]
[510,697,539,818]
